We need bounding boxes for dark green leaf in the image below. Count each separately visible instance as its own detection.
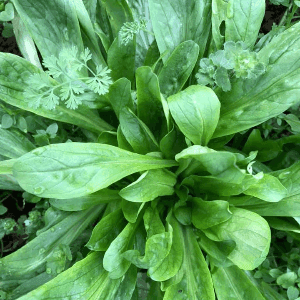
[0,129,35,159]
[212,265,266,300]
[119,107,159,154]
[158,41,199,97]
[107,37,136,82]
[149,0,211,61]
[107,78,135,119]
[86,208,126,251]
[136,66,165,138]
[212,0,265,50]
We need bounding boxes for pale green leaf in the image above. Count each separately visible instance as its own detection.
[13,143,177,199]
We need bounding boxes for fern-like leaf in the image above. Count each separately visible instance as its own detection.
[24,46,112,110]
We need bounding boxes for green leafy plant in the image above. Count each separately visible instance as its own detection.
[0,0,300,299]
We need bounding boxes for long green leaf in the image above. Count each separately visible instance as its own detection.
[0,128,35,159]
[17,252,136,300]
[163,226,215,300]
[12,0,84,58]
[0,53,114,134]
[148,0,211,61]
[212,265,266,300]
[136,66,165,138]
[49,189,121,211]
[13,143,178,199]
[0,205,105,280]
[212,0,265,50]
[119,169,176,202]
[214,22,300,138]
[158,41,199,97]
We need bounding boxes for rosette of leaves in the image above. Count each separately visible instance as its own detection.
[0,0,300,299]
[196,41,266,91]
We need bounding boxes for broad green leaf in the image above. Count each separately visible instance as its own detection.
[13,143,177,199]
[160,125,187,159]
[212,265,266,300]
[100,0,133,37]
[136,66,165,138]
[0,129,35,159]
[243,129,282,162]
[158,41,199,97]
[12,0,84,59]
[119,107,159,154]
[17,252,136,300]
[175,145,241,176]
[243,174,287,202]
[197,230,235,268]
[49,189,121,211]
[212,0,265,50]
[192,197,232,229]
[168,86,220,145]
[174,197,192,226]
[149,212,184,282]
[123,229,172,270]
[163,226,215,300]
[127,0,155,69]
[107,78,135,119]
[265,217,300,233]
[203,207,271,270]
[119,169,176,202]
[237,194,300,217]
[122,200,145,223]
[107,37,136,82]
[0,53,113,134]
[214,22,300,138]
[148,0,211,62]
[273,160,300,197]
[86,208,127,251]
[103,220,141,279]
[182,174,255,197]
[123,207,173,273]
[0,205,105,280]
